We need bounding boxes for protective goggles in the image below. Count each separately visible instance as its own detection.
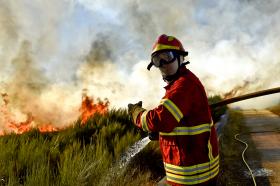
[151,51,177,67]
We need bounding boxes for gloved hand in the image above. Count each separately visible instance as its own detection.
[128,101,145,124]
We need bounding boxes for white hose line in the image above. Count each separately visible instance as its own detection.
[234,133,257,186]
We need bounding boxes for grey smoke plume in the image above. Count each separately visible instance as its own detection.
[1,0,280,130]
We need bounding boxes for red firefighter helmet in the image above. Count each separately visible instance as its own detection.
[151,34,188,56]
[147,34,188,70]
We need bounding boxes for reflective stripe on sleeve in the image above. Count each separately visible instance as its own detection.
[160,123,213,136]
[160,99,183,122]
[166,163,219,185]
[140,110,150,132]
[164,155,219,176]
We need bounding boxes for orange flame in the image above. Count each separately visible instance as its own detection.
[7,113,33,134]
[79,91,109,124]
[0,90,110,136]
[0,93,59,135]
[38,124,59,133]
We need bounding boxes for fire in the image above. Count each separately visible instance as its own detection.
[38,124,59,133]
[0,93,59,135]
[79,91,109,124]
[0,90,109,136]
[8,113,33,134]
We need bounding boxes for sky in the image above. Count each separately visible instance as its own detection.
[0,0,280,128]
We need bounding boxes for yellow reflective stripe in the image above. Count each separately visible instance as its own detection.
[208,122,214,160]
[140,110,150,132]
[208,140,214,160]
[164,155,219,176]
[160,123,213,136]
[153,44,180,53]
[160,99,183,122]
[166,165,219,185]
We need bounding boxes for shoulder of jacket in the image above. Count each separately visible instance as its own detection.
[171,71,204,93]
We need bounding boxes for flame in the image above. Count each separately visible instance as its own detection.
[0,93,59,135]
[7,113,33,134]
[38,124,59,133]
[0,90,110,136]
[79,90,109,124]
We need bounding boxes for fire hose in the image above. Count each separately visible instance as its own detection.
[209,86,280,109]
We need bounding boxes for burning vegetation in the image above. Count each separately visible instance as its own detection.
[79,90,110,124]
[0,93,59,135]
[0,90,109,136]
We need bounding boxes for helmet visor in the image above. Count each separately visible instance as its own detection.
[151,51,176,67]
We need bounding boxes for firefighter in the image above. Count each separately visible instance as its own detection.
[128,34,219,186]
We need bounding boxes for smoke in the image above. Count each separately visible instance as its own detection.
[1,0,280,130]
[1,40,79,129]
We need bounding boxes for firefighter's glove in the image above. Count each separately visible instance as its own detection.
[128,101,145,125]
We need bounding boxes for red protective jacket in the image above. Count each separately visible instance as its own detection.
[135,67,219,186]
